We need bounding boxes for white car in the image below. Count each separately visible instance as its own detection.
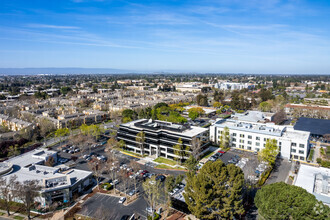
[113,179,119,185]
[118,197,126,204]
[146,207,154,213]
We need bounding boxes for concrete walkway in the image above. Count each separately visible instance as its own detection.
[313,142,321,163]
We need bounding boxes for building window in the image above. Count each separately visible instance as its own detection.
[232,133,237,137]
[256,142,260,146]
[256,137,260,141]
[299,150,304,154]
[294,155,298,159]
[240,134,245,138]
[239,145,244,149]
[291,149,296,153]
[248,141,252,145]
[232,143,236,147]
[248,135,252,139]
[300,156,304,160]
[240,140,244,143]
[256,148,260,152]
[247,146,252,150]
[232,138,236,142]
[291,143,297,147]
[279,142,282,146]
[299,144,304,148]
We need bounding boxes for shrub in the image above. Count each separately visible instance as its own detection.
[258,167,272,186]
[320,148,325,155]
[147,213,160,220]
[101,183,113,190]
[317,158,322,164]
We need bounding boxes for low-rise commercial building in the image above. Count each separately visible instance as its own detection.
[295,164,330,206]
[0,149,93,207]
[117,119,210,160]
[210,118,310,161]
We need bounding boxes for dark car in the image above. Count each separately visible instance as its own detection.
[156,175,166,182]
[120,215,130,220]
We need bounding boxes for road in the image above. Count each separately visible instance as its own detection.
[266,158,292,184]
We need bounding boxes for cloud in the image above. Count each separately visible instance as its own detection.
[26,24,80,29]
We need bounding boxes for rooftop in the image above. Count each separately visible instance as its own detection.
[1,148,92,191]
[295,164,330,205]
[294,117,330,136]
[122,119,208,138]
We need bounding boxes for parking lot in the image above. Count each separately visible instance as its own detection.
[78,193,148,219]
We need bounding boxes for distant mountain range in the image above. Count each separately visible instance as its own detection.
[0,68,145,75]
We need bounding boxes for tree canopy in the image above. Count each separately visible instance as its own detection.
[184,160,245,219]
[259,139,278,165]
[255,182,330,220]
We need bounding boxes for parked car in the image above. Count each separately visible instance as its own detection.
[120,215,130,220]
[146,207,154,213]
[218,150,225,154]
[128,189,139,196]
[74,148,80,153]
[118,197,126,204]
[156,175,166,182]
[113,179,119,185]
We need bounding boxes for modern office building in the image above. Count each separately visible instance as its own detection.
[0,149,93,207]
[210,118,310,161]
[117,119,210,160]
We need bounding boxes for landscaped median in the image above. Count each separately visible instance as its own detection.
[115,148,145,158]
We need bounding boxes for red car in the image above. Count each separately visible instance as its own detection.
[141,170,149,176]
[218,150,226,154]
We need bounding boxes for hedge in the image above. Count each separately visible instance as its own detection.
[258,167,272,186]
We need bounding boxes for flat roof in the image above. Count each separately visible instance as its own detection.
[122,119,208,138]
[295,164,330,205]
[294,117,330,136]
[1,148,92,191]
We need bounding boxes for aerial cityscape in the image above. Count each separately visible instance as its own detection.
[0,1,330,220]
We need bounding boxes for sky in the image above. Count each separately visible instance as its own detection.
[0,0,330,74]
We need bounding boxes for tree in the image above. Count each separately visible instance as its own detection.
[213,101,222,108]
[45,156,55,167]
[117,139,126,149]
[129,160,140,194]
[219,126,230,149]
[255,182,330,220]
[260,139,278,166]
[143,176,162,220]
[55,128,70,145]
[196,94,208,106]
[184,155,198,172]
[259,101,272,112]
[173,138,187,164]
[188,107,205,120]
[7,145,20,157]
[136,131,145,155]
[273,109,287,124]
[0,175,19,216]
[88,159,105,191]
[184,160,245,219]
[17,180,41,220]
[38,117,55,139]
[190,137,202,159]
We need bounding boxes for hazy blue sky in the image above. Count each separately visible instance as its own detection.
[1,0,330,74]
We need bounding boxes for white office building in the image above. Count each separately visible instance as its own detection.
[210,118,310,161]
[214,82,255,91]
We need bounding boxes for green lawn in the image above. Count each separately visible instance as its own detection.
[154,157,177,166]
[308,148,314,161]
[155,164,186,170]
[116,148,146,158]
[13,216,24,220]
[200,150,214,160]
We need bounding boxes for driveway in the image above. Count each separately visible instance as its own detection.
[266,158,292,184]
